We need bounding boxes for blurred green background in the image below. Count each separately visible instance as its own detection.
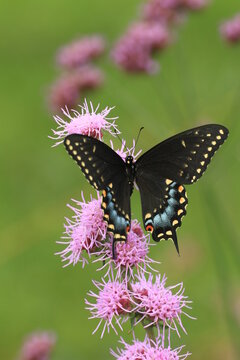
[0,0,239,359]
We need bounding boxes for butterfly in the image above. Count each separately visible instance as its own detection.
[64,124,229,257]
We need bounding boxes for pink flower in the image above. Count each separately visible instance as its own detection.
[96,220,158,279]
[48,74,81,113]
[142,0,182,24]
[48,67,104,113]
[131,274,193,336]
[18,332,56,360]
[73,65,104,90]
[181,0,207,10]
[50,99,119,145]
[56,35,105,69]
[128,21,170,50]
[112,36,159,73]
[111,337,191,359]
[85,278,132,337]
[109,139,142,162]
[56,193,107,267]
[220,13,240,43]
[112,21,170,73]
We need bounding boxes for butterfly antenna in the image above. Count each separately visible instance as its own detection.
[135,127,144,150]
[114,129,125,151]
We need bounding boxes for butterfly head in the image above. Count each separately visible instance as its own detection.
[125,155,134,165]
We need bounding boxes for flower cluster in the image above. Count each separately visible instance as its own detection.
[111,338,191,360]
[220,13,240,44]
[17,332,56,360]
[48,36,105,112]
[52,100,194,358]
[50,99,119,145]
[85,273,191,339]
[112,0,208,73]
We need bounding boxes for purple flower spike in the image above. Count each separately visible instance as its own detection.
[18,332,56,360]
[111,337,191,359]
[50,99,119,145]
[131,273,193,336]
[220,13,240,43]
[56,35,105,69]
[85,278,132,338]
[56,193,107,267]
[96,220,158,279]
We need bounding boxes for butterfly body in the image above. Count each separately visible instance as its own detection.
[64,124,229,256]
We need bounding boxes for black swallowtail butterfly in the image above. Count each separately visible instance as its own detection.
[64,124,229,257]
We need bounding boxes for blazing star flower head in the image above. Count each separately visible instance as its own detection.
[50,99,119,146]
[131,273,193,336]
[85,278,132,338]
[73,65,104,90]
[128,21,171,50]
[111,337,191,360]
[110,139,142,162]
[181,0,207,10]
[112,35,159,73]
[220,13,240,43]
[96,220,158,279]
[18,332,56,360]
[56,35,105,69]
[56,193,107,267]
[142,0,182,24]
[48,74,81,113]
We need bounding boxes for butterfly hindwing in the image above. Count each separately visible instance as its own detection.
[136,174,188,253]
[64,134,131,249]
[136,124,229,185]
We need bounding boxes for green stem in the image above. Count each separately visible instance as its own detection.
[144,325,155,342]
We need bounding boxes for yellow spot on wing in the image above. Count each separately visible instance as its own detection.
[173,220,178,226]
[216,135,221,140]
[77,155,81,161]
[197,168,201,173]
[145,213,152,219]
[73,150,77,155]
[166,230,172,236]
[81,161,85,167]
[179,197,185,204]
[219,129,224,135]
[66,139,70,145]
[69,145,73,151]
[165,179,172,185]
[178,209,184,216]
[204,154,208,159]
[208,147,212,152]
[108,224,115,230]
[181,140,186,148]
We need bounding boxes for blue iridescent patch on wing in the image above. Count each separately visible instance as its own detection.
[144,181,188,253]
[101,186,130,241]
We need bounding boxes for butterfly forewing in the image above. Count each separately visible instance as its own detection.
[64,134,131,244]
[136,124,229,185]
